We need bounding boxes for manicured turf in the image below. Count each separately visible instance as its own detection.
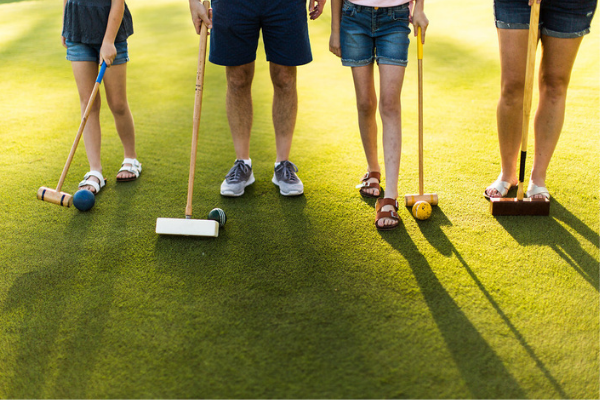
[0,0,598,398]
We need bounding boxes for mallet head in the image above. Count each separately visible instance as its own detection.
[37,186,72,207]
[405,193,438,207]
[490,197,550,216]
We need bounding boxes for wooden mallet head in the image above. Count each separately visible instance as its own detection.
[490,197,549,216]
[37,186,72,207]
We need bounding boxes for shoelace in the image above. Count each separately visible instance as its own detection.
[277,161,299,183]
[226,160,251,183]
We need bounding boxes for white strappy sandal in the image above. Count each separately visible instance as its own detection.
[526,182,550,200]
[78,170,106,194]
[116,158,142,182]
[484,177,515,199]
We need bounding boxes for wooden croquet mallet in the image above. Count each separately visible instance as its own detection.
[490,1,550,216]
[37,61,107,207]
[405,26,438,207]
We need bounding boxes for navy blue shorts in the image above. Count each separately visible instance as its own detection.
[209,0,312,66]
[494,0,597,38]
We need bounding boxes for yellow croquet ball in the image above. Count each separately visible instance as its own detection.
[412,201,432,220]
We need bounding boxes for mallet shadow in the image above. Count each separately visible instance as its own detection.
[494,198,599,291]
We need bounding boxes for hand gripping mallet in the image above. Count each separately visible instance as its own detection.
[156,3,219,237]
[490,1,550,216]
[405,27,438,208]
[37,61,107,207]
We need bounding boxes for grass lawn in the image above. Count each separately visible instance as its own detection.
[0,0,598,398]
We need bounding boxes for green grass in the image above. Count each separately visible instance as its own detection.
[1,0,598,398]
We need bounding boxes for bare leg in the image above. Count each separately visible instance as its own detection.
[486,28,529,197]
[529,35,583,197]
[226,63,254,160]
[270,63,298,162]
[71,61,103,192]
[377,64,405,228]
[351,64,380,196]
[103,62,137,180]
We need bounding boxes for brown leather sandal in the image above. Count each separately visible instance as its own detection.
[375,198,400,230]
[356,171,381,198]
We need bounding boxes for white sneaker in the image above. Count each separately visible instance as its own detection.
[220,160,255,197]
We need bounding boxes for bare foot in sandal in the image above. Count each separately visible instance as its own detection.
[375,198,399,230]
[357,171,381,198]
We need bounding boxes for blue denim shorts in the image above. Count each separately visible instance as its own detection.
[65,40,129,64]
[494,0,597,38]
[209,0,312,66]
[340,0,411,67]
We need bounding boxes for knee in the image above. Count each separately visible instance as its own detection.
[82,95,101,114]
[270,66,296,92]
[226,67,253,93]
[108,99,130,117]
[356,96,377,117]
[500,78,525,107]
[378,96,400,119]
[540,74,569,103]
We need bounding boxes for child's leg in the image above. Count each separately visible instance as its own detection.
[351,64,380,195]
[71,61,103,192]
[377,64,405,227]
[103,63,137,180]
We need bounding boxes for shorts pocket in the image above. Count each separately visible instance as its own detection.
[342,2,356,18]
[391,6,409,21]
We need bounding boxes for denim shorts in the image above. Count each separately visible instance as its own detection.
[340,0,411,67]
[494,0,597,38]
[209,0,312,67]
[66,40,129,65]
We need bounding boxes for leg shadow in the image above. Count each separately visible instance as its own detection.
[380,217,526,398]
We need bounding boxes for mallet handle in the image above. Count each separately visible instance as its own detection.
[417,27,424,196]
[55,61,107,192]
[517,2,540,200]
[186,1,210,217]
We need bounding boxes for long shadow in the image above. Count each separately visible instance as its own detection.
[416,207,570,399]
[3,209,119,398]
[380,215,527,399]
[494,198,599,291]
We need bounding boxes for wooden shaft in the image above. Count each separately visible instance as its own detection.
[186,2,210,218]
[417,27,424,196]
[517,2,540,201]
[55,62,106,192]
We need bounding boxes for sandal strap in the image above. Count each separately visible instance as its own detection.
[78,170,105,193]
[526,183,550,199]
[362,171,381,182]
[356,181,381,190]
[376,198,399,212]
[376,210,399,221]
[119,158,142,177]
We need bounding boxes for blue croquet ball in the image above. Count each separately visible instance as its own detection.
[208,208,226,227]
[73,190,95,211]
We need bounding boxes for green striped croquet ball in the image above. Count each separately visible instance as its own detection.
[208,208,226,227]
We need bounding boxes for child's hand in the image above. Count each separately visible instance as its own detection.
[329,32,341,58]
[189,0,212,34]
[411,9,429,44]
[100,42,117,67]
[309,0,326,20]
[61,36,67,49]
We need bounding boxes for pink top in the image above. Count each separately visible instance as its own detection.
[349,0,411,6]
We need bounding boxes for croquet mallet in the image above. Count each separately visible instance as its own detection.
[37,61,107,207]
[490,1,550,216]
[156,1,219,237]
[405,27,438,208]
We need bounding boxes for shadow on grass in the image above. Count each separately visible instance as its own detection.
[379,213,527,399]
[2,210,119,399]
[414,207,570,399]
[495,198,599,291]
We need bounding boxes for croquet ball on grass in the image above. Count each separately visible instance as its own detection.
[412,201,432,220]
[208,208,226,227]
[72,189,95,211]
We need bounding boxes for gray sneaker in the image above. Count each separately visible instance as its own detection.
[272,160,304,196]
[220,160,255,197]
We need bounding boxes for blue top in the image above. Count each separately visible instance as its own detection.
[62,0,133,45]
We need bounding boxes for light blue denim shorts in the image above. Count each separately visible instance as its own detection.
[340,0,411,67]
[66,40,129,65]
